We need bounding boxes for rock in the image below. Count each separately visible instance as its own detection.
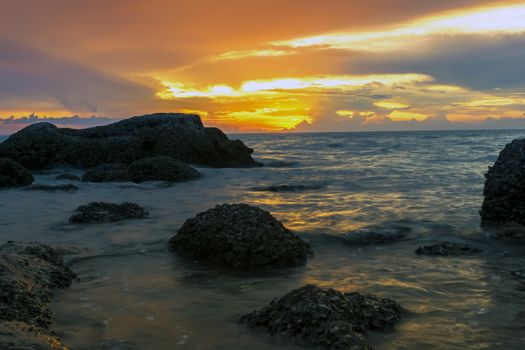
[0,241,76,328]
[241,284,405,350]
[415,242,482,256]
[25,184,79,192]
[82,163,127,182]
[343,226,409,245]
[69,202,148,224]
[0,321,70,350]
[55,174,80,181]
[170,203,312,268]
[480,139,525,227]
[0,158,34,188]
[0,113,260,170]
[489,222,525,241]
[253,184,323,192]
[82,156,201,183]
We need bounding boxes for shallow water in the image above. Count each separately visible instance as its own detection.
[2,130,525,349]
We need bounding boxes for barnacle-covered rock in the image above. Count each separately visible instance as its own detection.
[241,284,405,350]
[170,203,312,268]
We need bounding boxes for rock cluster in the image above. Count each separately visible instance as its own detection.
[82,156,200,183]
[415,242,482,256]
[0,113,260,170]
[69,202,148,224]
[0,241,76,349]
[170,203,312,268]
[0,157,34,188]
[343,226,409,245]
[241,284,405,350]
[480,139,525,227]
[25,184,79,192]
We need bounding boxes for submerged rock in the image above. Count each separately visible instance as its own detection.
[489,222,525,242]
[69,202,148,224]
[480,139,525,227]
[170,203,312,268]
[0,158,34,188]
[415,242,482,256]
[0,113,260,170]
[55,174,80,181]
[0,242,77,328]
[25,184,79,192]
[343,226,409,245]
[0,321,70,350]
[253,184,323,192]
[83,156,201,183]
[241,284,405,350]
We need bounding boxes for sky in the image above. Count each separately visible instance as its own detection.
[1,0,525,133]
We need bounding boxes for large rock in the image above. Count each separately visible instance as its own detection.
[241,284,405,350]
[0,113,260,170]
[69,202,148,224]
[0,321,70,350]
[0,158,34,188]
[480,139,525,227]
[170,203,312,268]
[82,156,201,183]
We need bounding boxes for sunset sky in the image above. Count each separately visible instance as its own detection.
[1,0,525,133]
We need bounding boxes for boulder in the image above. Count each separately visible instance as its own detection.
[25,184,79,192]
[480,139,525,227]
[69,202,148,224]
[0,158,34,188]
[0,321,70,350]
[343,226,409,245]
[0,242,76,330]
[241,284,405,350]
[82,156,201,183]
[170,203,312,268]
[415,242,482,256]
[0,113,260,170]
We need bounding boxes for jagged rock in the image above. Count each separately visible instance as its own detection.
[489,222,525,241]
[480,139,525,227]
[241,284,405,350]
[82,156,201,183]
[253,184,323,192]
[0,113,260,170]
[170,203,312,268]
[69,202,148,224]
[55,174,80,181]
[343,226,409,245]
[0,321,70,350]
[0,241,76,328]
[25,184,79,192]
[0,158,34,188]
[415,242,482,256]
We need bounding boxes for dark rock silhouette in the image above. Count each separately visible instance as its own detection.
[170,203,312,268]
[0,158,34,187]
[0,241,76,349]
[82,156,200,183]
[241,284,405,350]
[480,139,525,227]
[0,113,260,170]
[415,242,482,256]
[69,202,148,224]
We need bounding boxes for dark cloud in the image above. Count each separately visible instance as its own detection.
[0,38,156,114]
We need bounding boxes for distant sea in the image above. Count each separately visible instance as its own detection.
[2,129,525,349]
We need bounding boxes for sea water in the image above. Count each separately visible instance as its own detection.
[1,130,525,349]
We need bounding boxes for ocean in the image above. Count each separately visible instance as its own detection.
[1,129,525,349]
